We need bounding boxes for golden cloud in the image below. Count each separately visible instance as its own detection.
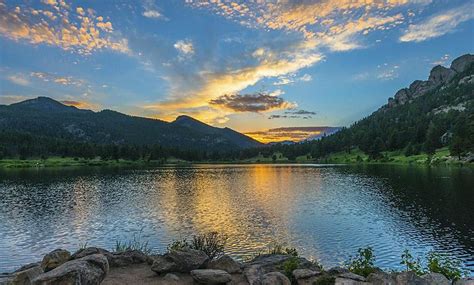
[0,0,129,55]
[30,72,84,86]
[245,127,339,143]
[61,100,99,110]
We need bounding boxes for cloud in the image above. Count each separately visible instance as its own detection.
[431,54,450,66]
[274,73,312,85]
[245,127,337,143]
[61,100,99,110]
[209,92,296,113]
[142,0,166,20]
[400,2,474,42]
[285,110,316,115]
[174,40,194,56]
[0,95,34,105]
[268,109,316,119]
[0,0,130,55]
[190,1,410,51]
[30,72,84,86]
[7,74,29,86]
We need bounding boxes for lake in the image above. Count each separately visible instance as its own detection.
[0,164,473,273]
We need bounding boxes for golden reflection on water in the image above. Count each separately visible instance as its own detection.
[153,165,313,256]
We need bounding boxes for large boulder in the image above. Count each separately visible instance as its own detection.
[190,269,232,284]
[71,247,110,260]
[293,268,320,279]
[395,271,429,285]
[151,249,209,274]
[206,255,242,273]
[106,250,149,267]
[1,264,43,285]
[367,272,397,285]
[261,272,291,285]
[421,273,450,285]
[41,249,71,272]
[32,254,109,285]
[451,54,474,73]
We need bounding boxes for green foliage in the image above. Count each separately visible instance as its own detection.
[280,256,299,281]
[167,239,189,252]
[266,242,299,256]
[426,251,465,280]
[346,247,377,277]
[114,230,152,255]
[167,232,227,260]
[190,232,228,260]
[400,249,425,275]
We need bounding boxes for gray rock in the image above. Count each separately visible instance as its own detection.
[151,249,209,274]
[293,268,320,280]
[327,266,350,275]
[40,249,71,272]
[5,265,43,285]
[32,254,109,285]
[339,272,366,281]
[335,277,370,285]
[71,247,110,260]
[394,88,410,105]
[107,250,148,267]
[261,272,291,285]
[14,262,41,273]
[243,254,316,284]
[395,271,429,285]
[409,80,435,98]
[206,255,242,273]
[459,75,474,85]
[429,65,456,85]
[162,273,181,285]
[451,54,474,73]
[190,269,232,284]
[454,277,474,285]
[421,273,450,285]
[367,272,397,285]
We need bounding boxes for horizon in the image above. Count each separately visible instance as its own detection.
[1,0,473,142]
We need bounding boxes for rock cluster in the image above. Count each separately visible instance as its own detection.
[1,247,473,285]
[386,54,474,108]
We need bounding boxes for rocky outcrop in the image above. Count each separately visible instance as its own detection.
[190,269,232,284]
[261,271,291,285]
[385,54,473,109]
[71,248,149,268]
[206,254,242,273]
[150,249,209,274]
[32,254,109,285]
[40,249,71,272]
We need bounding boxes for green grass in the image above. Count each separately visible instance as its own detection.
[0,157,165,168]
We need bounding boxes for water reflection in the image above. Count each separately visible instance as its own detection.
[0,165,472,273]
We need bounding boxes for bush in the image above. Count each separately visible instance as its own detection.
[280,256,299,281]
[114,232,152,255]
[346,247,377,277]
[401,249,425,275]
[267,242,299,256]
[168,232,228,260]
[426,251,465,280]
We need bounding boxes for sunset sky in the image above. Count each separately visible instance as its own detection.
[1,0,473,142]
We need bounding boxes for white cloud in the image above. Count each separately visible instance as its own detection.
[299,74,312,82]
[400,2,474,42]
[174,40,194,57]
[7,74,29,86]
[143,10,163,19]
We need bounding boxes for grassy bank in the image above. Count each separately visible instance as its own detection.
[0,147,470,169]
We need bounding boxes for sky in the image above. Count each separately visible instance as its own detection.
[0,0,473,143]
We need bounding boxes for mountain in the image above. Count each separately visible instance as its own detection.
[0,97,262,151]
[311,53,474,157]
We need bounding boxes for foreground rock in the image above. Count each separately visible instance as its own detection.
[72,248,149,268]
[40,249,71,272]
[190,269,232,284]
[151,249,209,274]
[32,254,109,285]
[261,272,291,285]
[206,255,243,273]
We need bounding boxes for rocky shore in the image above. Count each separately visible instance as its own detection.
[1,246,472,285]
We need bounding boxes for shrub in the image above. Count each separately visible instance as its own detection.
[114,230,152,255]
[426,251,465,280]
[314,275,335,285]
[190,232,228,260]
[401,249,425,275]
[167,239,189,252]
[346,247,377,277]
[267,242,299,256]
[280,256,299,281]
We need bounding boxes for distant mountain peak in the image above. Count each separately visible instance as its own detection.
[10,96,74,112]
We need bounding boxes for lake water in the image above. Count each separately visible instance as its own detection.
[0,164,473,273]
